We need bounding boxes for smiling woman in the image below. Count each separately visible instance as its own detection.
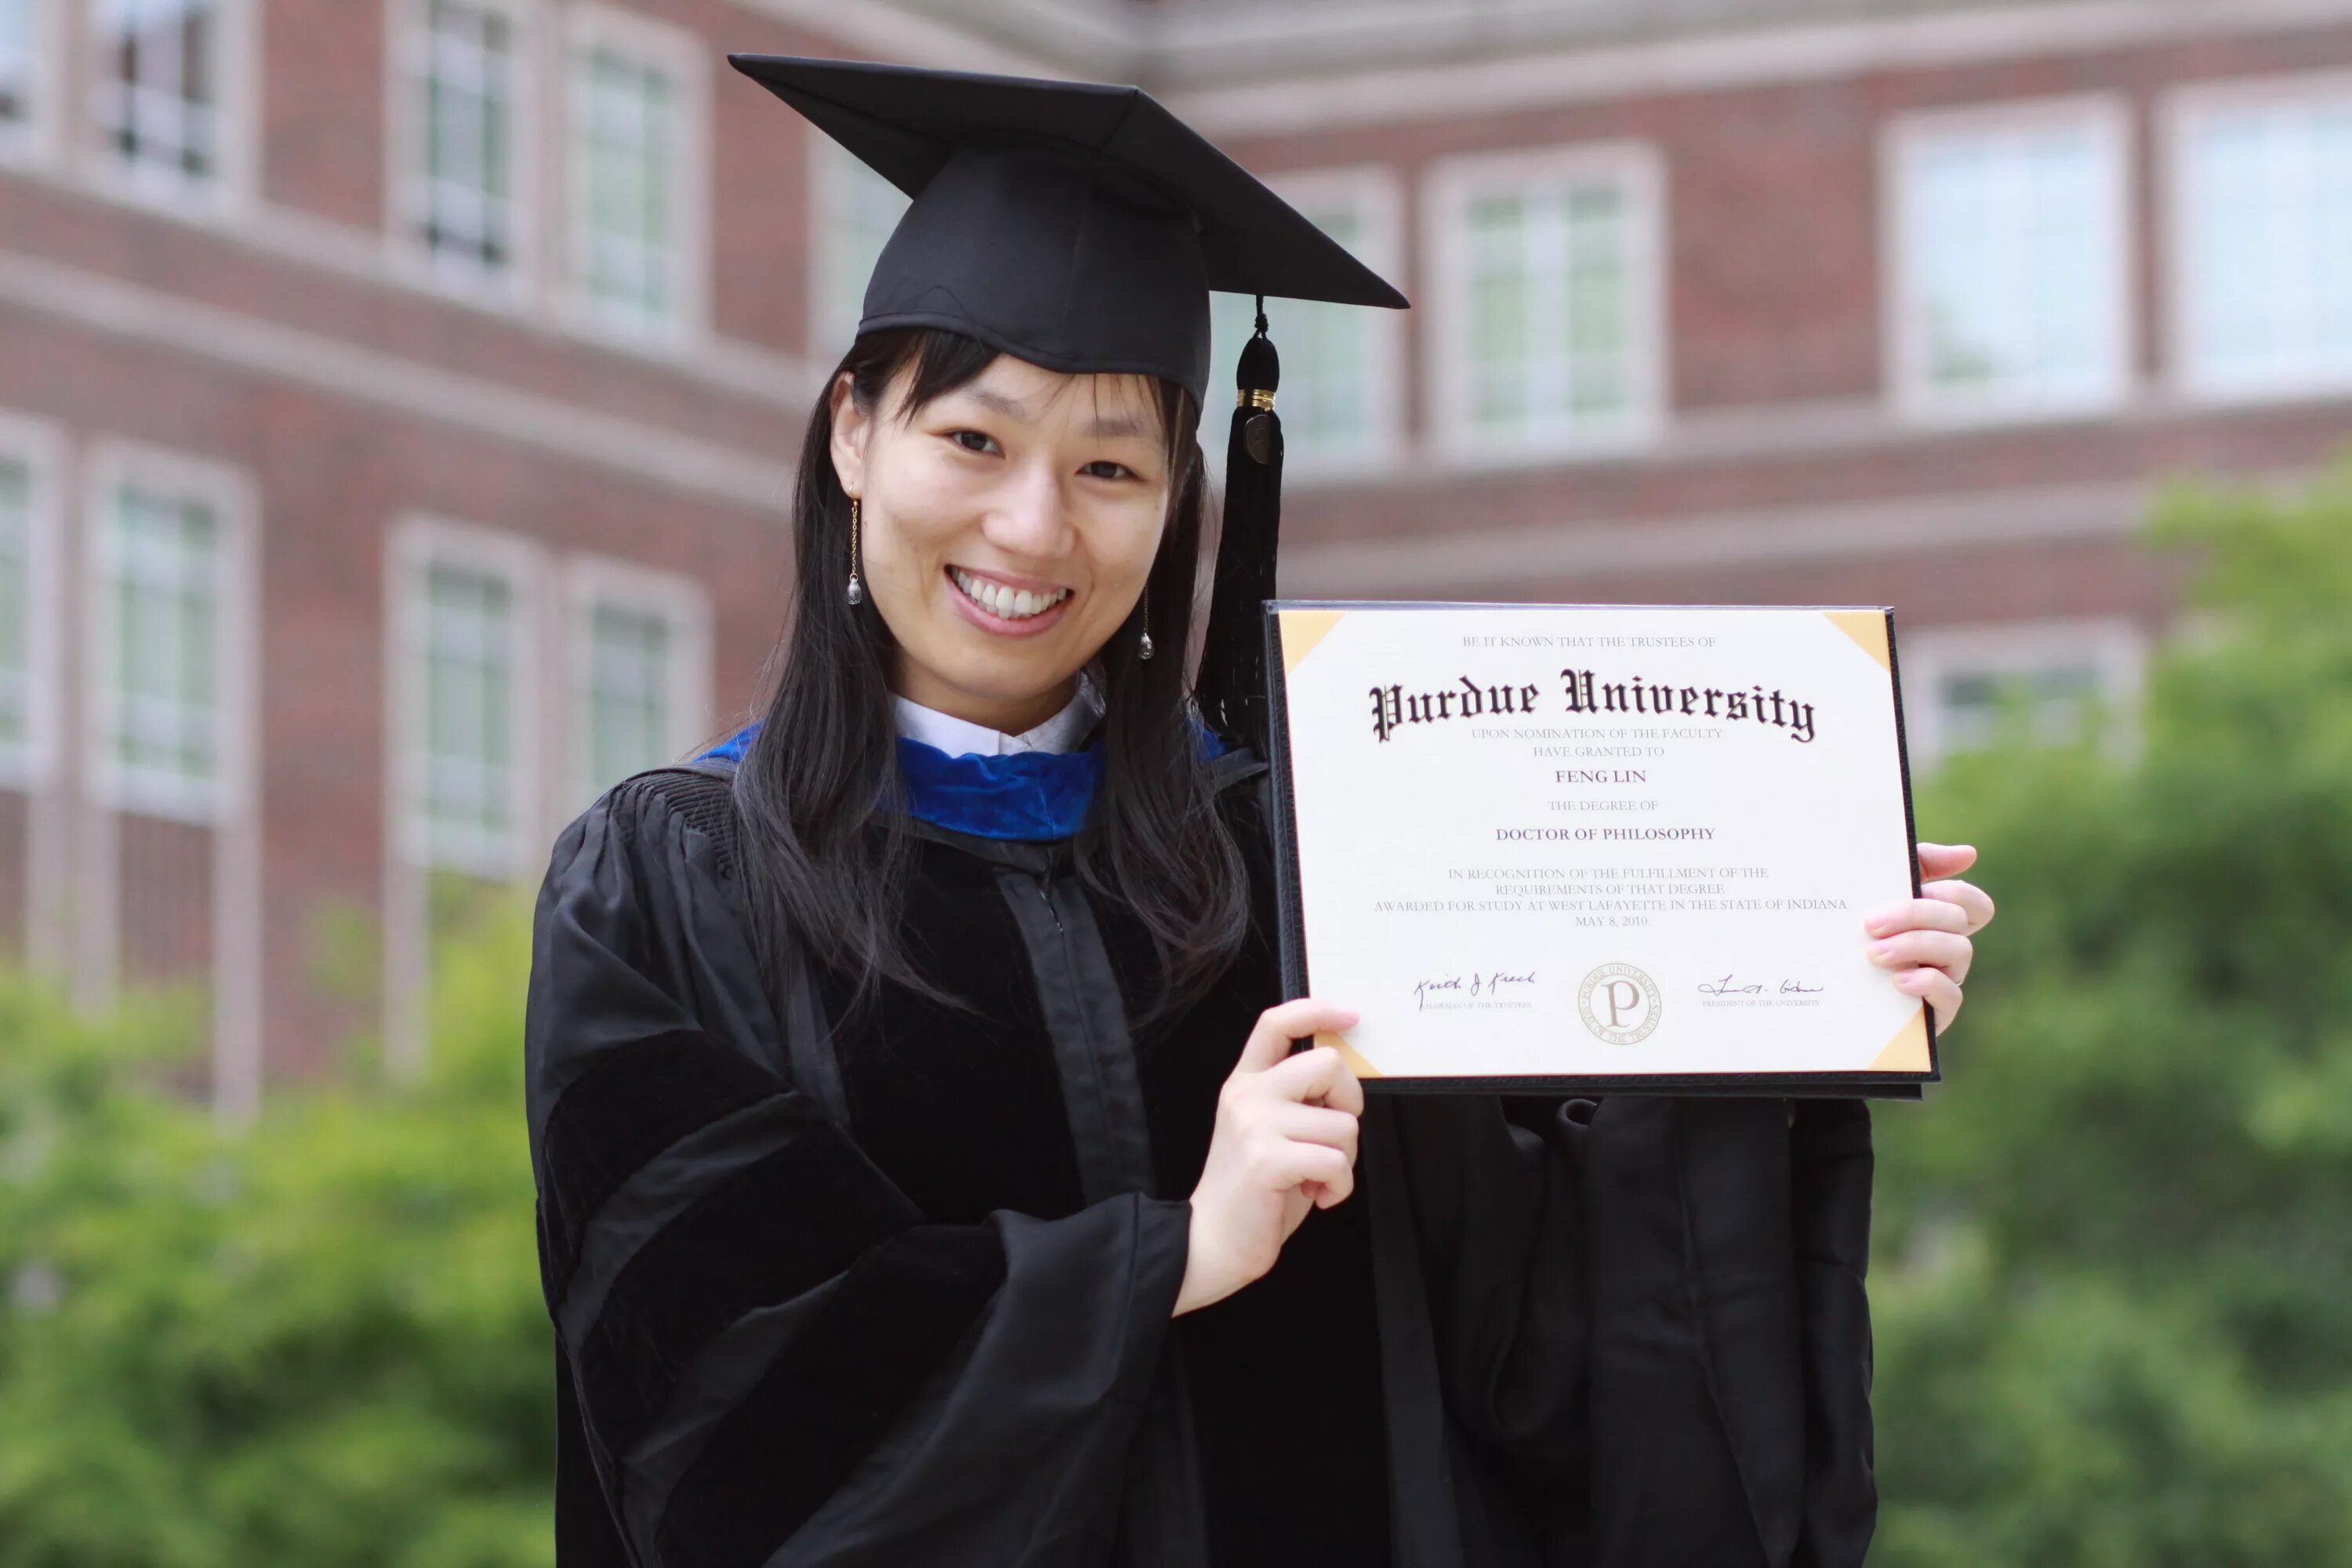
[735,324,1238,1023]
[521,53,1992,1568]
[834,354,1180,732]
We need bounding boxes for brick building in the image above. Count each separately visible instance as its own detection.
[5,0,2350,1109]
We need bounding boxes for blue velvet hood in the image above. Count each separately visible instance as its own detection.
[695,718,1224,842]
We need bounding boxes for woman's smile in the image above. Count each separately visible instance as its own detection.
[946,564,1075,636]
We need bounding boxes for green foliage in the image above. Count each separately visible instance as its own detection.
[0,905,553,1568]
[1875,460,2352,1564]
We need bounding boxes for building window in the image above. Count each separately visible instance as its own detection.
[0,0,39,153]
[399,0,524,281]
[98,480,223,819]
[809,138,908,359]
[2172,83,2352,397]
[1210,169,1405,475]
[1428,145,1663,459]
[1888,101,2131,419]
[0,456,30,771]
[417,561,522,873]
[92,0,224,194]
[581,601,669,790]
[568,43,684,334]
[564,557,709,808]
[1900,619,2145,769]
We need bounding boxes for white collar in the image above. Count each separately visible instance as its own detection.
[891,669,1105,757]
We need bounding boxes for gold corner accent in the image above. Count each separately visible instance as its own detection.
[1237,388,1276,410]
[1865,1007,1933,1074]
[1320,1031,1383,1079]
[1279,609,1346,675]
[1824,610,1893,670]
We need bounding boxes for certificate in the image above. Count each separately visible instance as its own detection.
[1262,602,1936,1094]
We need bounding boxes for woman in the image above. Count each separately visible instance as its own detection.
[524,56,1992,1568]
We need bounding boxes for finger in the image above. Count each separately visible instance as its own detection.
[1315,1059,1367,1118]
[1285,1145,1355,1207]
[1922,877,1996,935]
[1917,842,1977,880]
[1894,966,1964,1032]
[1269,1104,1361,1162]
[1236,1000,1361,1073]
[1867,931,1973,984]
[1261,1044,1356,1105]
[1864,898,1970,938]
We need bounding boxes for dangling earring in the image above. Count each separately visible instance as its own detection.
[844,496,865,607]
[1138,593,1156,661]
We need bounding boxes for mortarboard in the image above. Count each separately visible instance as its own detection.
[728,54,1410,757]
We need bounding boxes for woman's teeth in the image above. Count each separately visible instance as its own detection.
[951,567,1070,622]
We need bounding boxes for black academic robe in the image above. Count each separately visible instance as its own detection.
[523,751,1877,1568]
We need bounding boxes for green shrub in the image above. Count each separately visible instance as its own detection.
[1875,463,2352,1564]
[0,905,551,1568]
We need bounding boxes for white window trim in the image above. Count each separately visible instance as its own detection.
[557,3,710,349]
[79,0,262,218]
[805,129,910,361]
[1880,93,2136,429]
[558,552,712,818]
[386,513,547,880]
[1250,163,1409,485]
[383,514,546,1076]
[81,439,259,827]
[383,0,543,307]
[0,409,66,794]
[1423,140,1668,468]
[2161,67,2352,405]
[1898,615,2146,769]
[0,0,66,168]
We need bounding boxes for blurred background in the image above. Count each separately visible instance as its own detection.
[4,0,2352,1562]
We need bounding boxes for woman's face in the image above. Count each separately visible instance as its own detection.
[830,354,1173,733]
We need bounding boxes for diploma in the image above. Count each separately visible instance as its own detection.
[1262,602,1936,1094]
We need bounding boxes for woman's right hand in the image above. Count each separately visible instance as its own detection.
[1174,999,1364,1317]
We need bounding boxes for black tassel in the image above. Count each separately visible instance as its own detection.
[1198,298,1284,757]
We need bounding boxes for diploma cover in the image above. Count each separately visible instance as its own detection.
[1262,602,1937,1096]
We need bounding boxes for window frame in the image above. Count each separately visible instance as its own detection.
[0,409,66,794]
[383,0,542,303]
[386,514,546,880]
[557,3,710,347]
[0,0,64,167]
[1423,140,1668,467]
[805,130,911,361]
[1214,164,1409,484]
[559,552,711,815]
[2162,68,2352,404]
[1881,93,2136,427]
[82,0,260,215]
[80,438,258,826]
[1897,615,2146,770]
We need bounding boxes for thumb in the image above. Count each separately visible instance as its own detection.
[1917,842,1977,880]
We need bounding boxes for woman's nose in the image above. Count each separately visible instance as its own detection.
[982,464,1076,558]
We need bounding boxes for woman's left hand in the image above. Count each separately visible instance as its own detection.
[1862,842,1994,1035]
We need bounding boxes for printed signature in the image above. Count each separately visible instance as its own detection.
[1414,968,1539,1010]
[1698,975,1826,996]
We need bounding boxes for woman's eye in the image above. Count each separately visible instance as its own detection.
[1081,460,1136,481]
[947,430,1000,455]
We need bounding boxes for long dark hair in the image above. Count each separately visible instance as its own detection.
[731,328,1250,1029]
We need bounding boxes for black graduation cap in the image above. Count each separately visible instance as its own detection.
[728,54,1411,754]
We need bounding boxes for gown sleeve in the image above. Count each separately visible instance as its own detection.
[525,779,1192,1568]
[1385,1092,1876,1568]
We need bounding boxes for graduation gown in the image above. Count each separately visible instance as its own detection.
[523,738,1878,1568]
